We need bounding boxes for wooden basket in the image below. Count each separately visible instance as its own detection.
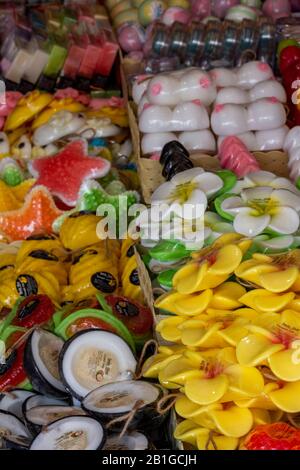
[128,101,290,203]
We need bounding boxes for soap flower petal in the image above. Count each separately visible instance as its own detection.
[220,187,300,238]
[173,234,251,294]
[174,420,239,450]
[239,289,296,312]
[236,309,300,381]
[232,170,299,194]
[236,250,300,293]
[155,289,213,316]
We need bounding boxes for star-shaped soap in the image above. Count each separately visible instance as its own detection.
[29,139,111,206]
[0,185,62,241]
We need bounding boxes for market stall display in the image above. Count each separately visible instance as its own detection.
[0,0,300,453]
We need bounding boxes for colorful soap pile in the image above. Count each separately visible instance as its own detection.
[0,3,118,92]
[144,232,300,449]
[133,61,289,157]
[1,0,300,453]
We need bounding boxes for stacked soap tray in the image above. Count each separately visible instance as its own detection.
[0,2,119,92]
[133,61,289,157]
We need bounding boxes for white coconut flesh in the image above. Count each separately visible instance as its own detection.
[26,406,86,426]
[0,411,31,439]
[30,416,104,450]
[103,432,148,450]
[24,395,68,413]
[31,329,65,392]
[0,390,35,419]
[61,331,137,398]
[83,380,160,414]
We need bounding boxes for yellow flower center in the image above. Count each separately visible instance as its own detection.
[272,324,300,349]
[191,247,218,266]
[200,359,225,379]
[170,182,197,204]
[248,198,279,217]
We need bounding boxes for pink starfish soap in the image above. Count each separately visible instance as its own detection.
[29,139,111,206]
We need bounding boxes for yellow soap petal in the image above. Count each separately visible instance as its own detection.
[197,434,239,451]
[175,289,213,316]
[237,239,253,254]
[183,350,208,366]
[158,358,203,389]
[251,408,271,426]
[211,282,246,310]
[215,233,244,246]
[287,297,300,311]
[211,406,253,438]
[251,312,281,330]
[185,374,229,405]
[174,420,207,447]
[207,308,238,317]
[236,334,284,366]
[269,381,300,412]
[142,353,182,379]
[218,322,250,347]
[226,364,264,397]
[252,253,273,262]
[281,309,300,330]
[235,260,277,285]
[154,291,186,315]
[247,325,276,339]
[173,262,208,294]
[175,395,222,419]
[291,275,300,292]
[268,349,300,382]
[209,245,243,275]
[191,412,218,430]
[178,318,207,330]
[217,346,237,365]
[158,345,187,355]
[259,267,299,293]
[198,273,232,290]
[181,322,225,348]
[156,315,186,342]
[234,383,280,410]
[233,308,259,321]
[240,290,295,312]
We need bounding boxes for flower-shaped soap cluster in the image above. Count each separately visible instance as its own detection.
[216,171,300,238]
[137,167,236,253]
[143,234,300,450]
[139,170,300,290]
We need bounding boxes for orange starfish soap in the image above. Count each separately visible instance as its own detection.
[0,185,62,241]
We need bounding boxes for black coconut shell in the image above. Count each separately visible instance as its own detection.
[24,331,68,399]
[29,415,106,450]
[82,384,166,433]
